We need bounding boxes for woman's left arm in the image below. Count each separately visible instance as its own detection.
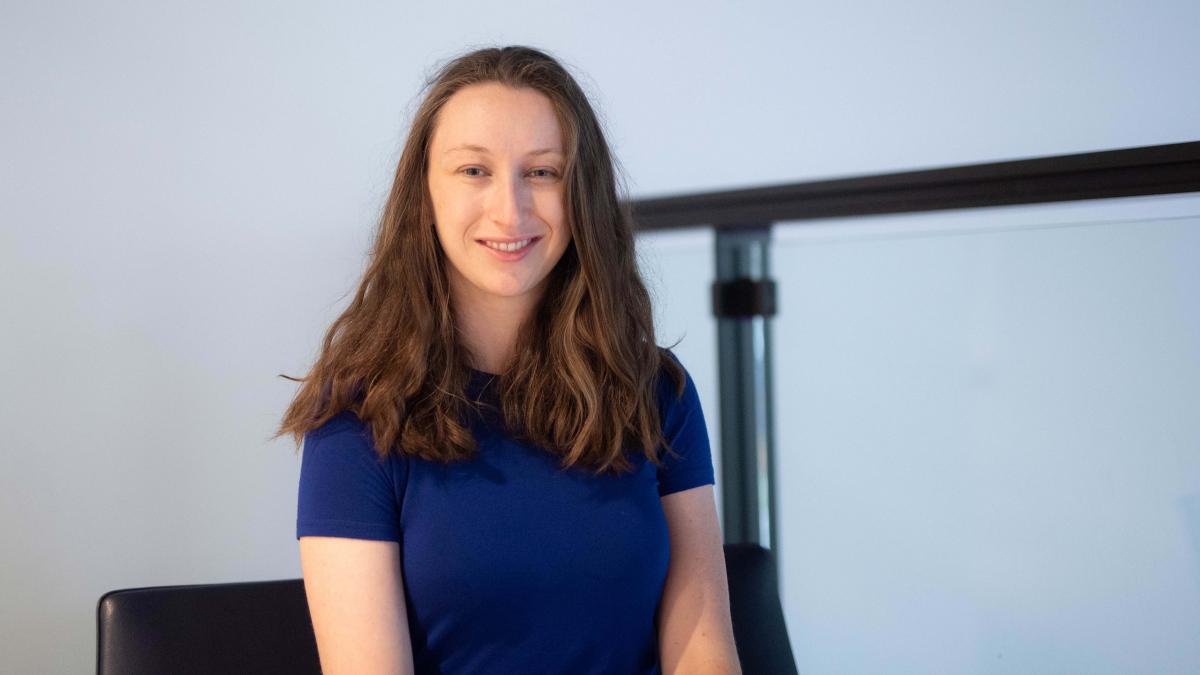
[658,484,742,675]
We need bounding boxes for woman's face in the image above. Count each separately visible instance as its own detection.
[427,82,571,315]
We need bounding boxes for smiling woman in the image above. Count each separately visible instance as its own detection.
[274,45,740,675]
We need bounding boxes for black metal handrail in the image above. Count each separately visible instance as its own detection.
[628,141,1200,231]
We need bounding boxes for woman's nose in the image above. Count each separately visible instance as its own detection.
[487,173,528,229]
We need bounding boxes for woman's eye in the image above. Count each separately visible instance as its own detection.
[529,168,559,178]
[462,167,485,177]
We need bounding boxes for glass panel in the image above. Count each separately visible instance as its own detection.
[771,193,1200,673]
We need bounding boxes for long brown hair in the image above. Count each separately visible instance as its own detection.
[274,45,685,476]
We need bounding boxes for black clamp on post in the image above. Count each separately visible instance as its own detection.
[712,278,777,318]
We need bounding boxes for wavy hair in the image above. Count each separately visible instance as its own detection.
[273,45,685,475]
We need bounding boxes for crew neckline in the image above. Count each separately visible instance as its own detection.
[467,368,500,398]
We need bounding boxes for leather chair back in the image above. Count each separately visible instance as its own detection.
[98,543,798,673]
[96,578,320,675]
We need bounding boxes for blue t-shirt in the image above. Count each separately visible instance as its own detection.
[296,355,715,674]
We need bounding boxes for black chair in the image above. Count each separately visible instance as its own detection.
[97,543,797,674]
[96,578,320,675]
[723,543,799,675]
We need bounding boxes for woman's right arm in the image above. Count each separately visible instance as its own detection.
[299,536,416,675]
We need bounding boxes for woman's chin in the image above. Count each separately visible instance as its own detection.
[478,281,538,302]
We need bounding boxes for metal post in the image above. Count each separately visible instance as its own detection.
[713,224,778,556]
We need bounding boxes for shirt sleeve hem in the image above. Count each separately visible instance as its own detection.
[296,518,400,542]
[657,474,716,497]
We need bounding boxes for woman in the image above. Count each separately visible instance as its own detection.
[276,45,740,675]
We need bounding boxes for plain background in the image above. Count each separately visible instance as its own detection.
[2,1,1198,672]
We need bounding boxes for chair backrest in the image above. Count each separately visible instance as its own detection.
[96,578,320,675]
[97,544,797,674]
[724,542,799,675]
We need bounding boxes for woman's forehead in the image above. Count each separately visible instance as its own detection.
[431,84,564,156]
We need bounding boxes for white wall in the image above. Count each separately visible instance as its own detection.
[1,1,1198,672]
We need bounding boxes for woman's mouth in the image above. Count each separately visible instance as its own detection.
[478,236,541,261]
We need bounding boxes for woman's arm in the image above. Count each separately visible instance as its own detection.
[299,536,416,675]
[658,484,742,675]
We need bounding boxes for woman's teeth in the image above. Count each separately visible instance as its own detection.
[483,238,533,252]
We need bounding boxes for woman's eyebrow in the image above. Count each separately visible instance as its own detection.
[444,143,563,157]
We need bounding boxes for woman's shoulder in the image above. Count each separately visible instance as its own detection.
[303,409,387,465]
[300,408,404,483]
[655,346,691,388]
[654,348,700,413]
[651,348,715,493]
[307,408,370,442]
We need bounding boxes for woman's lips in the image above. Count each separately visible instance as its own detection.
[477,236,541,261]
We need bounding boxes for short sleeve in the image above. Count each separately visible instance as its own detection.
[655,353,716,497]
[296,410,405,542]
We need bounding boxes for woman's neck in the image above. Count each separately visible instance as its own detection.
[450,279,541,375]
